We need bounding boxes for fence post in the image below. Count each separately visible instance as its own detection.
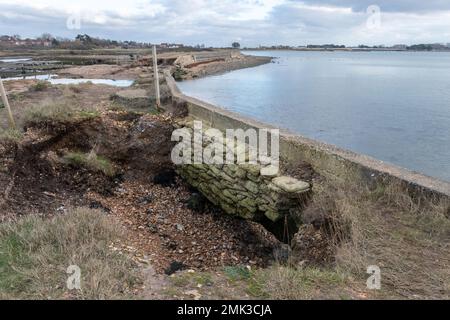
[152,45,161,112]
[0,76,16,129]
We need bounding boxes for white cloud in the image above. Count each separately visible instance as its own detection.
[0,0,449,46]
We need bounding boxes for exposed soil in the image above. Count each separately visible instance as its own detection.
[0,109,281,275]
[58,64,147,80]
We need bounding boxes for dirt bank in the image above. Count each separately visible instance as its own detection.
[0,107,281,271]
[173,53,272,80]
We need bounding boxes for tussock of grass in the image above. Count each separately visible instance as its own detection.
[0,128,23,144]
[0,208,140,300]
[254,265,349,300]
[31,81,50,92]
[224,266,252,282]
[310,177,450,299]
[63,151,116,177]
[23,99,99,124]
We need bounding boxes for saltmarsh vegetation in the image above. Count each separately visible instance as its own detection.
[251,176,450,299]
[31,81,50,92]
[0,128,23,144]
[0,208,140,300]
[63,151,116,177]
[23,98,99,124]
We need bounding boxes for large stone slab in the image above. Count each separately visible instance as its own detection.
[272,176,310,193]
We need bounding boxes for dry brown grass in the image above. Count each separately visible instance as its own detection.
[255,175,449,300]
[312,176,450,299]
[0,208,140,300]
[254,264,361,300]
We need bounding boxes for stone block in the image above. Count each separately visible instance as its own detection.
[272,177,310,193]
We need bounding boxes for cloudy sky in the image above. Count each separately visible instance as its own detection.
[1,0,450,47]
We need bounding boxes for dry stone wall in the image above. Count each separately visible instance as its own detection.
[174,121,311,223]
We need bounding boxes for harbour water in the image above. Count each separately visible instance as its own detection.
[177,50,450,182]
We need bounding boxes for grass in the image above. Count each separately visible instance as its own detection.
[31,81,50,92]
[23,99,99,124]
[0,128,23,144]
[223,266,252,282]
[244,175,449,300]
[63,151,116,177]
[253,265,353,300]
[305,177,450,299]
[0,208,141,300]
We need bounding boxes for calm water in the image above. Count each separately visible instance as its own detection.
[0,57,31,63]
[2,74,133,87]
[177,50,450,182]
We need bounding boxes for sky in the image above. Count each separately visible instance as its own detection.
[1,0,450,47]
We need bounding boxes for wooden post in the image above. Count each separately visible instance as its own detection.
[0,76,16,129]
[152,45,161,111]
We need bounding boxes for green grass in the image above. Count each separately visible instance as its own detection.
[23,100,99,124]
[0,128,23,144]
[63,151,116,177]
[0,208,140,300]
[223,266,252,282]
[31,81,50,92]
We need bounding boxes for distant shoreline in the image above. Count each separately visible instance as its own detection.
[243,48,450,53]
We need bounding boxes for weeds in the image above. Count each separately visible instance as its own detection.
[254,265,350,300]
[0,208,140,300]
[0,128,23,144]
[308,177,450,299]
[31,81,49,92]
[63,151,116,177]
[23,99,99,124]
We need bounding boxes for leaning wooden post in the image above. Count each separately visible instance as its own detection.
[0,76,16,129]
[152,45,161,112]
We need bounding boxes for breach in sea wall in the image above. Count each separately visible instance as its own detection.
[165,70,450,204]
[173,119,311,225]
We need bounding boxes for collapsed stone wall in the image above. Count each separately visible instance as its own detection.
[174,121,312,224]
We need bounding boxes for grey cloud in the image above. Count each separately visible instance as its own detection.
[294,0,450,12]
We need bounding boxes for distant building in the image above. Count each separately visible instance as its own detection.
[0,35,51,47]
[392,44,407,50]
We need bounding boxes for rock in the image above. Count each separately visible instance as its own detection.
[239,198,257,213]
[241,164,260,176]
[272,176,310,193]
[185,289,202,300]
[244,180,259,194]
[264,209,280,222]
[260,165,279,178]
[176,224,185,231]
[222,189,237,201]
[89,201,111,213]
[186,193,207,212]
[165,261,187,275]
[138,194,153,205]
